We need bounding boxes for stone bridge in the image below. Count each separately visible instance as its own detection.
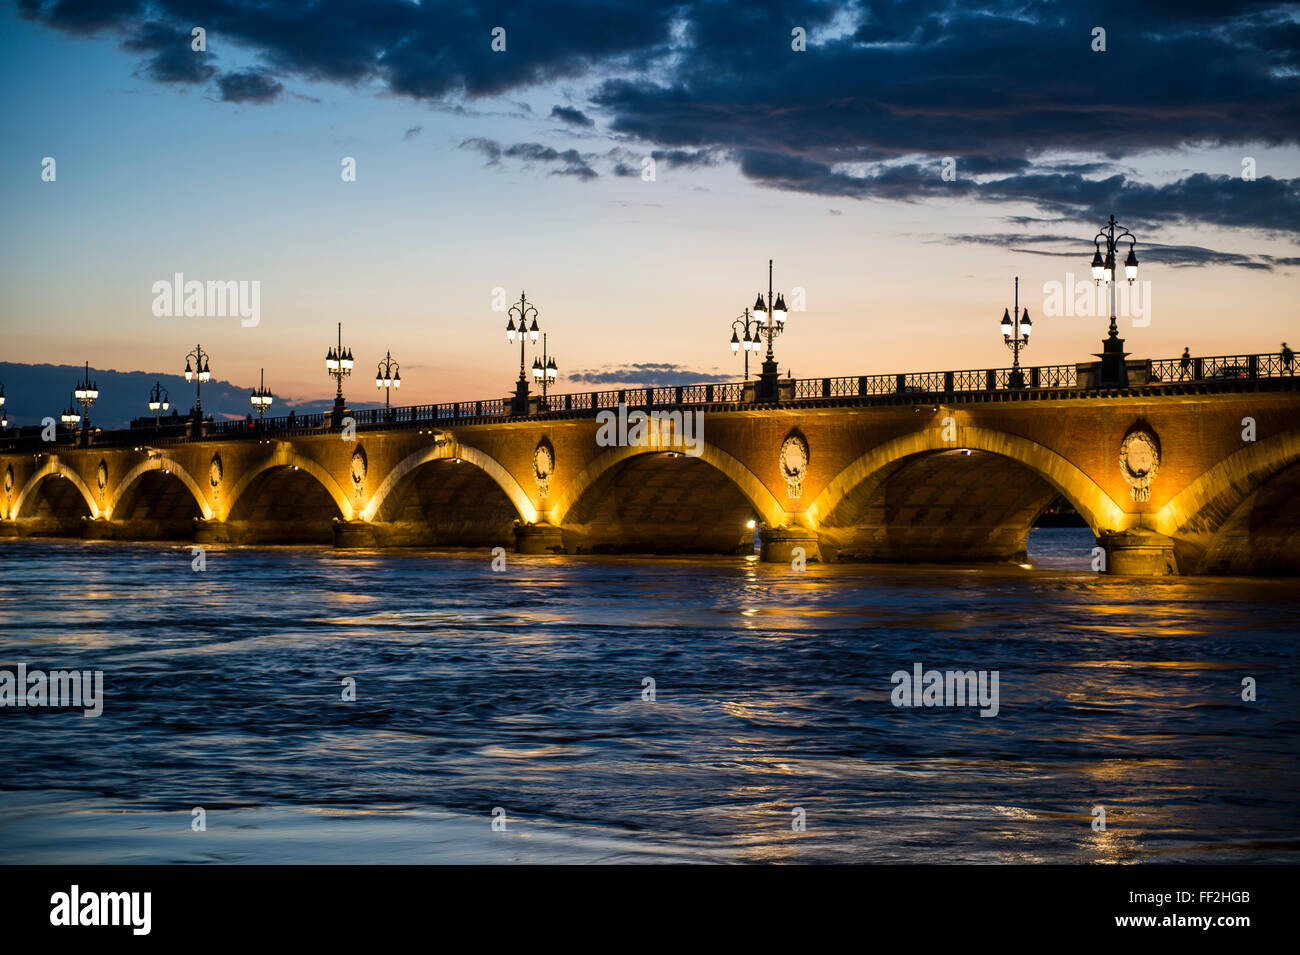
[2,354,1298,576]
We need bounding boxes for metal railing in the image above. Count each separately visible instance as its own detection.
[2,352,1294,452]
[793,363,1079,398]
[1147,352,1296,383]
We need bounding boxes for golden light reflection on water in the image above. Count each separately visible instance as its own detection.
[1086,825,1136,865]
[1070,660,1240,669]
[3,536,1296,864]
[324,593,380,604]
[479,744,587,759]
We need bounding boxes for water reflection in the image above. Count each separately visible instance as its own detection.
[0,528,1296,864]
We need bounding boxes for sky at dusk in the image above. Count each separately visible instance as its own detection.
[1,0,1297,417]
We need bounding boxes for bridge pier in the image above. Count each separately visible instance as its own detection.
[759,525,821,564]
[333,520,377,548]
[81,517,115,540]
[0,521,17,538]
[193,519,231,544]
[514,522,565,555]
[1098,529,1177,576]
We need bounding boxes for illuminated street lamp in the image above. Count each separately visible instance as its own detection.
[72,361,99,446]
[750,259,792,401]
[1000,277,1032,388]
[250,368,274,421]
[0,380,7,429]
[505,291,541,414]
[375,350,400,415]
[183,344,211,410]
[183,344,212,437]
[324,322,354,421]
[1089,214,1139,386]
[61,393,80,432]
[147,380,170,427]
[531,333,559,402]
[728,307,762,380]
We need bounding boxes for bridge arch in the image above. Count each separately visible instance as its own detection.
[222,444,353,527]
[550,443,786,555]
[362,441,536,525]
[1155,429,1300,540]
[108,456,212,522]
[808,424,1124,532]
[11,461,101,521]
[1154,428,1300,573]
[805,424,1126,562]
[552,442,787,530]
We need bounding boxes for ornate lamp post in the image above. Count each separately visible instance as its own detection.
[999,277,1032,388]
[375,351,400,416]
[250,368,273,422]
[531,333,558,405]
[183,345,211,438]
[728,308,762,381]
[505,291,540,414]
[183,345,211,437]
[324,322,354,422]
[60,393,80,435]
[73,361,99,446]
[750,259,790,401]
[1090,214,1139,386]
[147,381,170,427]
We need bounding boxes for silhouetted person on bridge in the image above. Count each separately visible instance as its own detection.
[1179,348,1192,380]
[1283,342,1295,375]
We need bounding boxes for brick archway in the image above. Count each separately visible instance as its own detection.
[362,440,536,524]
[1154,428,1300,572]
[550,442,787,529]
[108,456,212,521]
[11,461,101,520]
[805,424,1125,535]
[222,448,353,522]
[1155,429,1300,541]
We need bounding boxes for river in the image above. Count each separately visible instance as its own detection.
[1,528,1296,864]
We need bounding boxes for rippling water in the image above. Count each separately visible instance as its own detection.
[1,529,1297,864]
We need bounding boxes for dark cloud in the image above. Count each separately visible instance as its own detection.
[403,125,423,140]
[217,70,283,104]
[568,363,731,386]
[122,21,216,84]
[1036,162,1125,177]
[461,138,598,180]
[606,146,718,177]
[596,1,1299,158]
[973,172,1300,237]
[942,234,1300,271]
[19,0,1300,234]
[731,153,1300,237]
[460,137,502,163]
[953,156,1032,176]
[550,105,594,127]
[21,0,678,100]
[651,148,719,169]
[17,0,144,34]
